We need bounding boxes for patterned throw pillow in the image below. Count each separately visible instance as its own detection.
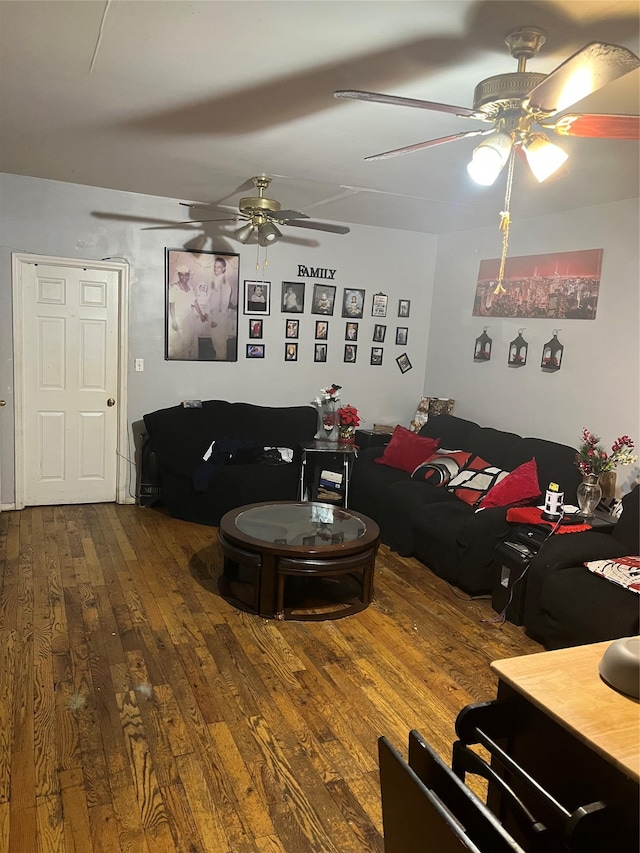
[585,556,640,593]
[411,449,471,485]
[446,454,509,506]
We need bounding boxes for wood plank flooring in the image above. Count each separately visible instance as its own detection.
[0,503,541,852]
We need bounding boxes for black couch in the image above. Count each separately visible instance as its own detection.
[143,400,318,525]
[349,414,583,595]
[523,485,639,649]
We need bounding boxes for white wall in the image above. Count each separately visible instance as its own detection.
[425,197,640,495]
[0,173,437,505]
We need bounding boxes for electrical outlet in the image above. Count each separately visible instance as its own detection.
[135,358,144,372]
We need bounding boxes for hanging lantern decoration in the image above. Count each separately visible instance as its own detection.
[474,327,492,361]
[541,330,564,372]
[508,329,528,367]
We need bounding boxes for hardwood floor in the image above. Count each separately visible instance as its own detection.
[0,503,541,852]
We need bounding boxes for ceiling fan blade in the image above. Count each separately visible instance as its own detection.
[526,42,640,116]
[141,223,202,231]
[364,128,491,161]
[92,211,188,225]
[335,89,483,119]
[543,113,640,139]
[179,201,234,212]
[143,217,240,230]
[274,209,310,220]
[286,220,350,235]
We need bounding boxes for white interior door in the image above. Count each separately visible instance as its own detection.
[18,260,121,505]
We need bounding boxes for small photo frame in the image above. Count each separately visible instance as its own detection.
[281,281,305,313]
[373,324,386,343]
[371,292,388,317]
[285,342,298,361]
[311,284,336,315]
[285,319,299,339]
[371,347,383,365]
[244,280,270,315]
[396,326,408,345]
[342,288,365,319]
[314,343,327,363]
[246,343,265,358]
[249,319,263,339]
[344,344,357,363]
[345,322,358,341]
[396,352,412,373]
[315,320,329,340]
[398,299,411,318]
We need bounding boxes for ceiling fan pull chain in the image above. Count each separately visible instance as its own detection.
[494,147,517,295]
[255,244,270,274]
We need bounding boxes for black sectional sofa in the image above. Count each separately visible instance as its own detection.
[349,414,583,595]
[143,400,318,525]
[523,485,639,649]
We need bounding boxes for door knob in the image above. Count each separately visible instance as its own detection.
[0,400,6,406]
[107,398,116,407]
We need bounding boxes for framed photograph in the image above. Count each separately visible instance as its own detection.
[246,343,265,358]
[396,326,408,345]
[373,324,386,343]
[315,320,329,340]
[344,344,357,363]
[398,299,411,318]
[244,280,270,315]
[342,288,365,319]
[166,248,239,362]
[249,318,263,339]
[372,292,388,317]
[345,322,358,341]
[311,284,336,315]
[371,347,383,365]
[285,319,299,339]
[396,352,412,373]
[314,343,327,363]
[285,342,298,361]
[281,281,305,313]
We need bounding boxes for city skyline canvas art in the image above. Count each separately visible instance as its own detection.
[472,249,603,320]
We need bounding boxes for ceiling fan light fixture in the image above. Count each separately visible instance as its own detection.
[258,221,282,246]
[466,131,513,186]
[523,133,568,182]
[235,222,255,243]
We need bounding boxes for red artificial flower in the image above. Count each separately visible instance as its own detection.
[337,404,361,427]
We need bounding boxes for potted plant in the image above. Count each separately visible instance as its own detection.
[337,404,361,444]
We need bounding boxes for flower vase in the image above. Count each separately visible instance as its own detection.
[321,401,337,441]
[599,470,616,500]
[576,474,602,517]
[338,425,356,445]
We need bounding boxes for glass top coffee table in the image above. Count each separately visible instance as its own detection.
[218,501,380,620]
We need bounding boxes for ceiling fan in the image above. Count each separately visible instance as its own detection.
[176,176,351,245]
[335,26,640,186]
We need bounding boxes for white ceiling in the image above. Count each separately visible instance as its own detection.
[1,0,638,237]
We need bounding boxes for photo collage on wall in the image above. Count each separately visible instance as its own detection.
[242,279,412,370]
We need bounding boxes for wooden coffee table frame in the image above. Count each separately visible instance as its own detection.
[218,501,380,620]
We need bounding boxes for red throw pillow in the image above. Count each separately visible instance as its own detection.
[478,458,540,509]
[374,425,440,474]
